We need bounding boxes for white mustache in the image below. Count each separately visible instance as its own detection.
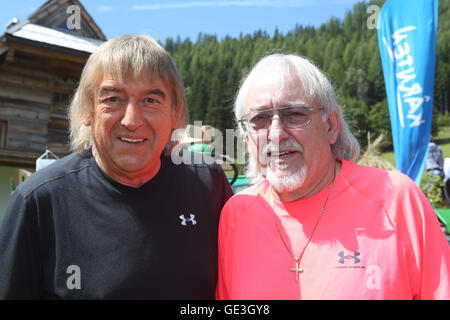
[262,139,303,156]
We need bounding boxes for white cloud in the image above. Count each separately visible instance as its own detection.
[98,5,114,13]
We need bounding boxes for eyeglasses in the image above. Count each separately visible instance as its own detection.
[239,105,324,133]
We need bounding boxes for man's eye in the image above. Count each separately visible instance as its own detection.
[250,113,270,122]
[285,110,308,117]
[104,97,119,103]
[144,98,156,104]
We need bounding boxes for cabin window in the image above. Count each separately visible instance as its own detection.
[0,120,7,148]
[52,91,70,117]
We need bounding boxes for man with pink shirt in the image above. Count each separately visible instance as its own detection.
[216,53,450,299]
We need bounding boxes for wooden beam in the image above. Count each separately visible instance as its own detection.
[0,148,69,168]
[14,50,85,72]
[0,81,52,105]
[6,55,82,79]
[0,63,77,90]
[0,96,51,111]
[6,134,47,152]
[6,48,14,62]
[0,64,53,82]
[6,40,87,64]
[0,149,41,168]
[0,46,7,56]
[8,120,49,136]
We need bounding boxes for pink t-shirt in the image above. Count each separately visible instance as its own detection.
[216,160,450,299]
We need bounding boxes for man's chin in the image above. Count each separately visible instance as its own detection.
[266,168,306,193]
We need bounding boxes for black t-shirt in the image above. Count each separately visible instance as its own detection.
[0,149,233,299]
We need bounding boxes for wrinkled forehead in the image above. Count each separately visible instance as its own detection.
[93,69,169,94]
[244,69,313,113]
[100,65,161,85]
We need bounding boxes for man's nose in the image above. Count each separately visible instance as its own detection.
[267,114,289,143]
[121,99,144,131]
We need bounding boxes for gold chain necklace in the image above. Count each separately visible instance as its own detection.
[270,168,335,283]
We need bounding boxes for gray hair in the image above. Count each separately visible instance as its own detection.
[68,35,189,154]
[234,53,360,180]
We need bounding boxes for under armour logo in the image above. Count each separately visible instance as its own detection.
[179,214,197,226]
[338,251,360,264]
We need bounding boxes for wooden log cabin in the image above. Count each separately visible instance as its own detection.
[0,0,106,217]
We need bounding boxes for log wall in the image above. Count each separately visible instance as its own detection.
[0,43,85,155]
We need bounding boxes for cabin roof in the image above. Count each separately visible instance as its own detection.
[5,21,104,55]
[27,0,106,41]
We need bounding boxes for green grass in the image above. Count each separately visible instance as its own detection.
[382,151,396,167]
[435,126,450,159]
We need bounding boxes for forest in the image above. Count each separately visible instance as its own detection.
[164,0,450,151]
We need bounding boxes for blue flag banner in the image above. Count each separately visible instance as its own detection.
[377,0,438,185]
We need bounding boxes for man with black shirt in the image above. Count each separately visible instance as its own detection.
[0,35,233,299]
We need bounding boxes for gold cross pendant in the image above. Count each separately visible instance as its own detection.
[290,260,303,282]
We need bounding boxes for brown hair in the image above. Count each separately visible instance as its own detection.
[68,35,189,154]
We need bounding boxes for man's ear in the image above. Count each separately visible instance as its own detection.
[326,110,340,145]
[83,118,92,126]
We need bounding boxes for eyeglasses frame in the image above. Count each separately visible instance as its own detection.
[238,105,325,133]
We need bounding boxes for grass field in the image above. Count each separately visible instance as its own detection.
[434,126,450,159]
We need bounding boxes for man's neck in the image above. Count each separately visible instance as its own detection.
[92,146,161,188]
[273,159,341,202]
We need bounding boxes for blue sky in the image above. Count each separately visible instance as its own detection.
[1,0,363,43]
